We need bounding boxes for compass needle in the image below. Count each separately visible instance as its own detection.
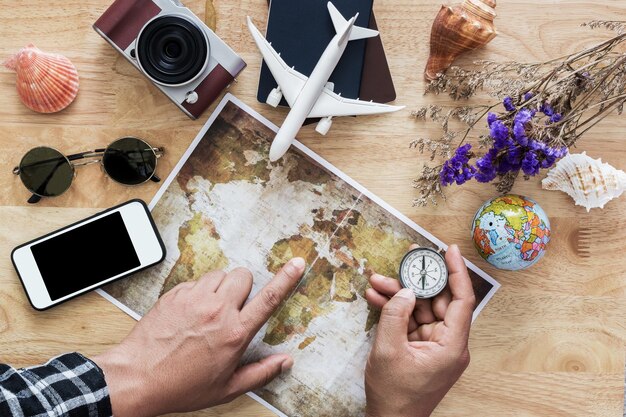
[399,248,449,299]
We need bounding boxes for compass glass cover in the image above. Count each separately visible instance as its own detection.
[399,248,448,298]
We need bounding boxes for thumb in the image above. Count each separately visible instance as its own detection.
[225,354,293,398]
[377,288,416,344]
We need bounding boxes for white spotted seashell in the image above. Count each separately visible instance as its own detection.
[3,44,79,113]
[542,152,626,212]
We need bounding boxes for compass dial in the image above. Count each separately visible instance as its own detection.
[399,248,448,299]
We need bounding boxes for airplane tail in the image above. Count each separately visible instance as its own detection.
[327,1,379,41]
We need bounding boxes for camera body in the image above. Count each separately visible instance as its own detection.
[94,0,246,119]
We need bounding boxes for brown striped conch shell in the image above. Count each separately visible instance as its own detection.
[425,0,497,81]
[542,152,626,212]
[3,44,79,113]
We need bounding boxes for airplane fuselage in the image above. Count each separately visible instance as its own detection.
[269,23,353,161]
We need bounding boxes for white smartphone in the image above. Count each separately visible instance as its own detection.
[11,199,165,310]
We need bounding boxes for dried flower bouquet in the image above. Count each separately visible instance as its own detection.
[412,21,626,206]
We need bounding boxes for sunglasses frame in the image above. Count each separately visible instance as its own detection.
[13,137,164,204]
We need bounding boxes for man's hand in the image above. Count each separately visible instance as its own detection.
[364,245,476,417]
[93,258,306,417]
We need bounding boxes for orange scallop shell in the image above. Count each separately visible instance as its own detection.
[425,0,497,81]
[3,44,79,113]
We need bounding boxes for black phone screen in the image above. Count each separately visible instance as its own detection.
[30,212,140,300]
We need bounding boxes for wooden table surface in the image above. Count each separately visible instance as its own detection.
[1,0,625,416]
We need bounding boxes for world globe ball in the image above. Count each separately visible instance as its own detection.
[471,195,551,271]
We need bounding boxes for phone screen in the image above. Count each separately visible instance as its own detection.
[30,212,140,300]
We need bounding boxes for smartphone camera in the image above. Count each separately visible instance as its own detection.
[93,0,246,119]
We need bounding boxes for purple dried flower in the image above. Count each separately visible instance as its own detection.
[439,170,454,186]
[506,145,523,164]
[474,148,498,183]
[490,120,510,149]
[457,143,472,156]
[515,109,534,125]
[541,102,554,116]
[456,166,477,185]
[554,146,569,158]
[494,137,510,151]
[476,148,496,170]
[496,158,513,175]
[475,170,497,183]
[513,122,529,146]
[503,97,516,112]
[550,113,562,123]
[439,144,475,186]
[434,93,572,191]
[540,155,557,169]
[522,151,540,176]
[528,140,542,152]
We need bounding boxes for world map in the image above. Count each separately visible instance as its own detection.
[103,97,499,417]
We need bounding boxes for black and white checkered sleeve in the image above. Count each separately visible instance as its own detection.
[0,352,112,417]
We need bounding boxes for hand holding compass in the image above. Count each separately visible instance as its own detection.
[364,245,475,417]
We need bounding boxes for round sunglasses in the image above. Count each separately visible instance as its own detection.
[13,137,164,204]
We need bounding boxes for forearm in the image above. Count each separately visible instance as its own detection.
[0,352,112,417]
[92,346,156,417]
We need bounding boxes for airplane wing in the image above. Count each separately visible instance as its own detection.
[308,89,404,118]
[246,17,305,107]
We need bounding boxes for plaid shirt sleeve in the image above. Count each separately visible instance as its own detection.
[0,352,112,417]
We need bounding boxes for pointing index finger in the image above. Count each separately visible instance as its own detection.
[240,257,306,335]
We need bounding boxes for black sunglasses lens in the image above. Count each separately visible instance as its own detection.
[19,147,73,197]
[103,138,156,185]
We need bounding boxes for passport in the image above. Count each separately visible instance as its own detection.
[257,0,377,106]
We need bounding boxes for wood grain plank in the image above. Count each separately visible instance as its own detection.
[0,0,625,416]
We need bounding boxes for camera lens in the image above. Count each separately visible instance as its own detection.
[137,15,209,85]
[164,41,181,58]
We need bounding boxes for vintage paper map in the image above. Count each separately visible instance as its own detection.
[99,94,499,417]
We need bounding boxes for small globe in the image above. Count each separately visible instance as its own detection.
[471,195,551,271]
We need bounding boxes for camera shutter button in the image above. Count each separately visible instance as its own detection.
[185,91,199,104]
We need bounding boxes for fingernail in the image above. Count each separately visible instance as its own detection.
[287,257,306,272]
[449,244,459,253]
[397,288,414,300]
[281,357,294,372]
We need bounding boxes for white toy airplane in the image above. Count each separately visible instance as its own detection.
[247,2,404,161]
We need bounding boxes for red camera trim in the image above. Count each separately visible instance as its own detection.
[181,64,234,119]
[95,0,161,50]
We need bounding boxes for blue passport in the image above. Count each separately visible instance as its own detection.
[257,0,374,105]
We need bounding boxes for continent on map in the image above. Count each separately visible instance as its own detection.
[175,116,273,195]
[263,235,335,346]
[160,212,228,295]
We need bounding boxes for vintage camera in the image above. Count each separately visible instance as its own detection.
[94,0,246,119]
